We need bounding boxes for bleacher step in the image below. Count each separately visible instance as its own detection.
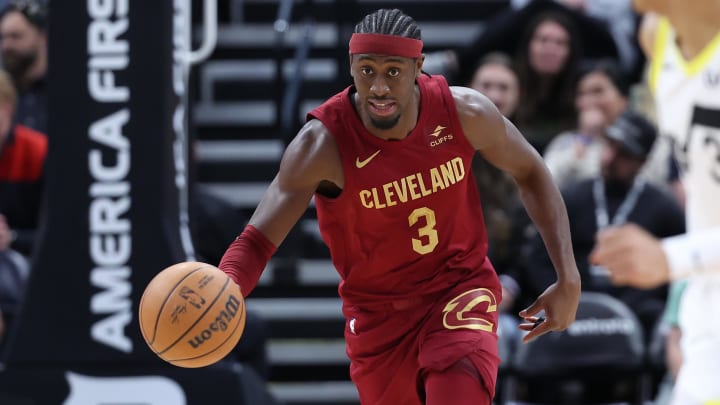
[269,381,359,405]
[246,297,343,321]
[194,101,275,126]
[199,59,338,103]
[269,339,348,365]
[196,139,284,162]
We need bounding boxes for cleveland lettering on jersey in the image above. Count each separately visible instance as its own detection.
[358,156,465,209]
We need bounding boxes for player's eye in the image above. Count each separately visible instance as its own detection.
[360,67,373,76]
[388,68,400,77]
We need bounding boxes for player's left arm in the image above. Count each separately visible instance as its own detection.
[452,86,580,342]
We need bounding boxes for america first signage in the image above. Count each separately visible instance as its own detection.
[0,0,261,403]
[3,0,191,365]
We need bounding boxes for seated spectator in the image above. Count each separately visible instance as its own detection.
[0,243,29,354]
[503,111,685,338]
[467,52,521,274]
[543,60,630,188]
[469,52,519,121]
[427,1,625,153]
[511,10,584,152]
[0,68,45,256]
[0,67,41,355]
[0,0,47,133]
[512,0,642,81]
[441,0,618,87]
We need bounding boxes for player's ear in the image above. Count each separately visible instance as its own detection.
[415,55,425,78]
[349,53,355,77]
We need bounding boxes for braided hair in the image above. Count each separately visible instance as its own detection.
[354,8,421,40]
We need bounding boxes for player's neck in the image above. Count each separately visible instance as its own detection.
[668,6,720,60]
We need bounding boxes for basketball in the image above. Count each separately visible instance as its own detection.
[139,261,246,368]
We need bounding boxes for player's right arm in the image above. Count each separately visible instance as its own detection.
[219,119,342,296]
[248,119,342,246]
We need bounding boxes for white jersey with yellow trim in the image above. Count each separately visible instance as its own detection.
[650,18,720,235]
[649,17,720,403]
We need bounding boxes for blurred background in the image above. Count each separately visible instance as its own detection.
[0,0,687,404]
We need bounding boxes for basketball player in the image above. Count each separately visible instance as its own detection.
[219,9,581,404]
[590,1,720,403]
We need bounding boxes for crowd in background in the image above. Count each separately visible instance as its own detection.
[426,0,687,401]
[0,0,48,355]
[0,0,699,403]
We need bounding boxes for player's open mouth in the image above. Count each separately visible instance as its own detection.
[369,100,397,117]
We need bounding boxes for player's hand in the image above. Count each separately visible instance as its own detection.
[518,276,580,343]
[589,223,671,288]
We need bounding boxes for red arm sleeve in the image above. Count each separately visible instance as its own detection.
[219,225,277,297]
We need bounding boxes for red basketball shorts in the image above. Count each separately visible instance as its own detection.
[342,274,501,405]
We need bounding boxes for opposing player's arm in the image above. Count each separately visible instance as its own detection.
[248,119,342,246]
[452,87,580,341]
[591,224,720,286]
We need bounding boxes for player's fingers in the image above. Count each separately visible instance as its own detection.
[522,319,552,343]
[517,316,544,331]
[519,300,543,318]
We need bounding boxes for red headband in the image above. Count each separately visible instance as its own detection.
[349,33,423,58]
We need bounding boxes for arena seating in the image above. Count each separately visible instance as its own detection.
[502,292,651,405]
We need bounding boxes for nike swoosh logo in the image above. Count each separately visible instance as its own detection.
[355,150,381,168]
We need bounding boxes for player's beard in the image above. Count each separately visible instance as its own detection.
[369,114,401,130]
[2,48,38,82]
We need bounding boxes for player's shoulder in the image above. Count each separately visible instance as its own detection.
[284,119,340,165]
[280,118,342,184]
[449,86,498,120]
[290,119,337,152]
[448,86,506,151]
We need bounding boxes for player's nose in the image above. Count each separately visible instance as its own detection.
[369,76,390,96]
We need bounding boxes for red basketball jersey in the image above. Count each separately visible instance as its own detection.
[308,74,495,306]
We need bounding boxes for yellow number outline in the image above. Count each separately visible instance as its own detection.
[408,207,439,255]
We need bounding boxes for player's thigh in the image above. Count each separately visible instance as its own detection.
[424,356,492,405]
[418,286,501,398]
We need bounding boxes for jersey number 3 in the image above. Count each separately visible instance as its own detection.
[409,207,439,255]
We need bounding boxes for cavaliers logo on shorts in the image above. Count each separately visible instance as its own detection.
[442,288,497,332]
